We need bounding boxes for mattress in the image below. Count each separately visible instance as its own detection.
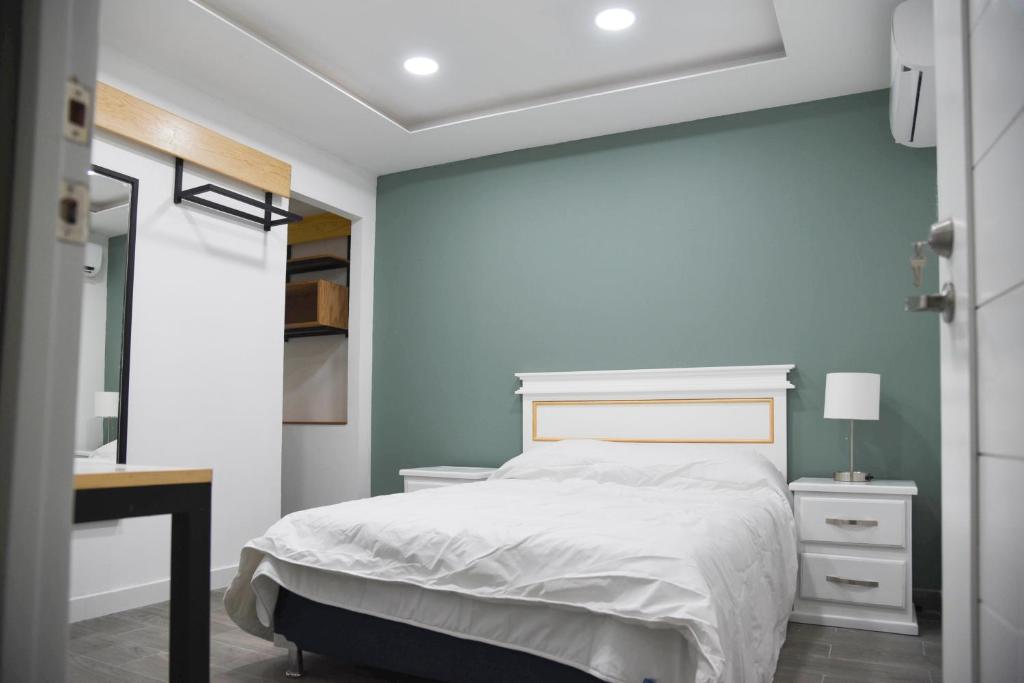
[225,440,797,683]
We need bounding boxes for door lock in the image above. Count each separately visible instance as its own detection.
[905,218,955,321]
[926,219,953,258]
[906,282,955,322]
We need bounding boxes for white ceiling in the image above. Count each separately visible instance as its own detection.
[90,204,130,237]
[289,197,329,219]
[98,0,900,176]
[198,0,785,131]
[89,171,130,208]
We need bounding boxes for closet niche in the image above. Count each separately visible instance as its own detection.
[282,200,351,425]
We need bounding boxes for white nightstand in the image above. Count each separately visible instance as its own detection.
[789,477,919,635]
[399,466,498,493]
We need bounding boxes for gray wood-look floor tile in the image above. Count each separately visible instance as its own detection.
[772,667,826,683]
[211,628,283,655]
[778,619,940,683]
[116,652,171,682]
[120,625,170,651]
[68,653,162,683]
[70,613,147,640]
[69,592,943,682]
[67,631,121,655]
[829,638,926,662]
[785,623,838,643]
[778,638,832,662]
[209,666,266,682]
[78,639,164,667]
[918,618,942,644]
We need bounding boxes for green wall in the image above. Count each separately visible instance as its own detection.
[373,90,941,590]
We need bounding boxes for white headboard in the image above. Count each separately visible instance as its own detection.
[515,365,795,477]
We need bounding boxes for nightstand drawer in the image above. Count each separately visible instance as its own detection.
[797,496,906,547]
[799,553,907,608]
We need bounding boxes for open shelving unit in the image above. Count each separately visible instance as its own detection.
[283,209,352,425]
[284,212,351,341]
[285,280,348,340]
[286,254,349,276]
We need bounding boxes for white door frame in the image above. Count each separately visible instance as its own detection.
[0,1,98,680]
[933,0,978,679]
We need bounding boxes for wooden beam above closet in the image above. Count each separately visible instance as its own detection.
[94,82,291,197]
[287,213,352,245]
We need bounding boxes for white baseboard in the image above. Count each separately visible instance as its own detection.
[790,609,919,635]
[68,564,238,623]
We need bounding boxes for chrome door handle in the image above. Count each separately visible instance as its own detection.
[826,518,878,527]
[927,219,954,258]
[826,575,879,588]
[906,282,955,322]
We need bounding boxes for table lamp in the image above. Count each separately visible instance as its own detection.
[94,391,119,418]
[824,373,880,482]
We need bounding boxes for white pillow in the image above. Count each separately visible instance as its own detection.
[491,439,787,494]
[90,439,118,462]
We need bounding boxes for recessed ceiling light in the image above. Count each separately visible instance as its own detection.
[594,8,635,31]
[403,56,439,76]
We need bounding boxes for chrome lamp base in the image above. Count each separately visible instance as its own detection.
[832,419,874,483]
[833,470,873,483]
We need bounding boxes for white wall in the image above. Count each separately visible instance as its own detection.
[281,226,363,512]
[74,238,107,453]
[282,336,349,423]
[70,49,377,620]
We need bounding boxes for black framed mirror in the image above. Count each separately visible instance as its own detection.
[73,165,138,464]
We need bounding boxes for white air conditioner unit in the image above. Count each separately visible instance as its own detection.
[890,0,935,147]
[83,242,103,278]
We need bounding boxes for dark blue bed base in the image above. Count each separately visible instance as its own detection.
[273,588,606,683]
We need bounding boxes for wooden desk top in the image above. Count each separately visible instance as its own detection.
[73,460,213,490]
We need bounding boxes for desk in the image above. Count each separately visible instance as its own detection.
[73,461,213,682]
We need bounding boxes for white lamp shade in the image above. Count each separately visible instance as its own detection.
[94,391,119,418]
[824,373,880,421]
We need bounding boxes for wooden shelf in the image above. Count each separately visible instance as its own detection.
[286,254,348,276]
[287,213,351,245]
[285,280,348,339]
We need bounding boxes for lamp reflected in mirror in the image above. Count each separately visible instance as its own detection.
[91,391,120,462]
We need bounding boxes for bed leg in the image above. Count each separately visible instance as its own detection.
[284,642,304,678]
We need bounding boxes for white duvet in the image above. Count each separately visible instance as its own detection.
[226,441,797,682]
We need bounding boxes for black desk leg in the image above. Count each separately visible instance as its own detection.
[169,484,211,683]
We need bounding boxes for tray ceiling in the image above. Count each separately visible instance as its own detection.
[197,0,785,131]
[98,0,901,175]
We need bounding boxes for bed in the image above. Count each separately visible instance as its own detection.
[225,365,798,682]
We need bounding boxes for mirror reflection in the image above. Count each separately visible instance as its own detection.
[73,166,137,463]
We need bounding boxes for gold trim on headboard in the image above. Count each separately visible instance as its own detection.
[531,397,775,444]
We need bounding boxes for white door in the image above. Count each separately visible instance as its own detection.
[932,1,1024,681]
[0,1,99,680]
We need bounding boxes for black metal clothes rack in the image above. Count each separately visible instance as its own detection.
[173,158,302,231]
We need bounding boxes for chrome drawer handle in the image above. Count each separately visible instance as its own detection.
[826,575,879,588]
[825,517,878,527]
